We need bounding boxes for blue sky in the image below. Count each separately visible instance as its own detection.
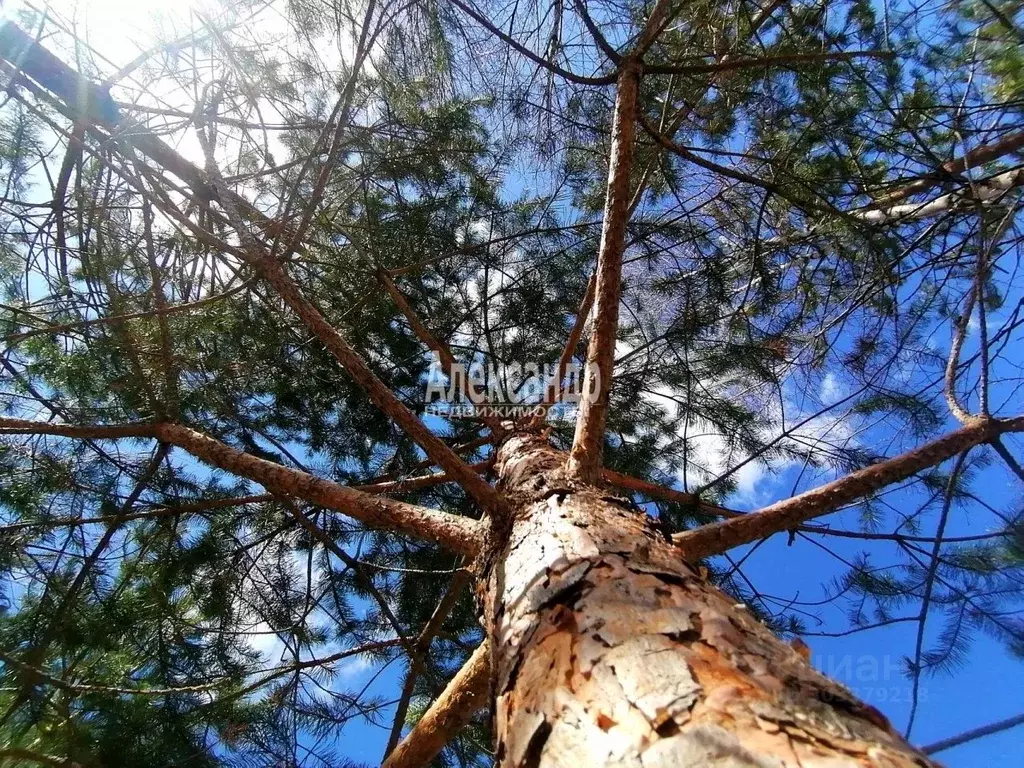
[737,466,1023,765]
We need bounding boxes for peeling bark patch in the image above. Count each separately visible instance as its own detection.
[603,636,701,727]
[640,723,786,768]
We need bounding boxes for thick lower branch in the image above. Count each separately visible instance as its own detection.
[871,130,1024,207]
[0,419,483,555]
[156,423,483,555]
[856,167,1024,224]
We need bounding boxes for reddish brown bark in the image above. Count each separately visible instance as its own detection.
[871,129,1024,206]
[155,422,484,555]
[568,63,640,482]
[0,419,483,555]
[485,432,938,767]
[201,154,507,519]
[380,271,458,371]
[382,641,491,768]
[2,18,1010,768]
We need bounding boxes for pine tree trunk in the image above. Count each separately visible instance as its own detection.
[484,432,938,767]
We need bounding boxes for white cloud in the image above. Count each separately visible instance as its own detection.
[638,369,858,509]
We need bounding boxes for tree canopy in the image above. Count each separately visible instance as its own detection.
[0,0,1022,765]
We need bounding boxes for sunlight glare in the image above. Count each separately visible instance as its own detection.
[9,0,208,63]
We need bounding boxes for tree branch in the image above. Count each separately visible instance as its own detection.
[645,49,892,76]
[571,0,620,63]
[446,0,616,85]
[945,286,977,424]
[601,468,741,517]
[380,272,458,370]
[530,272,595,426]
[10,19,885,511]
[856,167,1024,225]
[991,437,1024,482]
[639,114,780,189]
[0,494,273,533]
[362,434,493,484]
[286,501,440,700]
[631,0,676,57]
[354,461,491,495]
[568,62,641,481]
[0,419,484,555]
[158,423,485,555]
[0,747,81,767]
[872,130,1024,207]
[621,0,791,213]
[379,271,504,435]
[671,416,1024,560]
[381,640,490,768]
[0,23,270,227]
[0,419,159,440]
[905,451,969,737]
[2,281,254,345]
[191,90,506,518]
[921,711,1024,755]
[383,568,471,759]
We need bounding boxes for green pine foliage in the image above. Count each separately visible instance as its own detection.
[0,0,1021,764]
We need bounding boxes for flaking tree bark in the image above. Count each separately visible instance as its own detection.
[485,432,935,767]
